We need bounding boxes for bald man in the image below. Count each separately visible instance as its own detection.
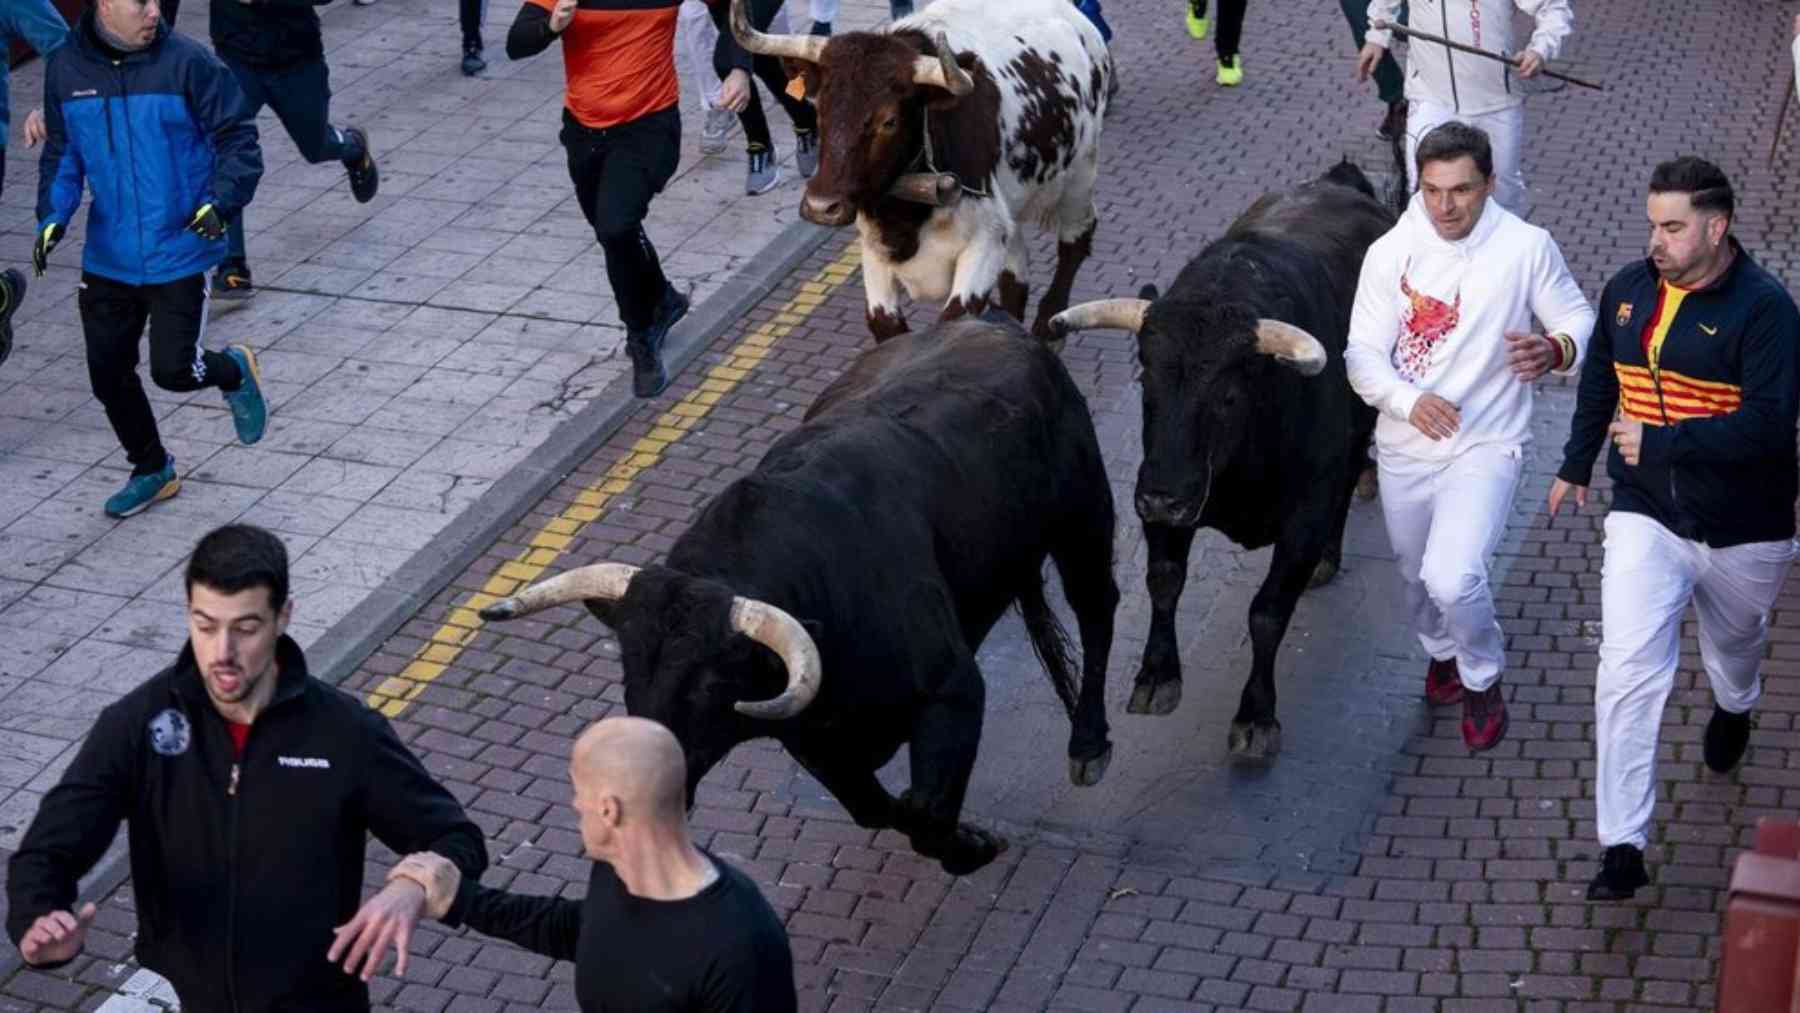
[390,717,795,1012]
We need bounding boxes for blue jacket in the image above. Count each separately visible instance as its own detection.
[38,11,263,286]
[0,0,70,145]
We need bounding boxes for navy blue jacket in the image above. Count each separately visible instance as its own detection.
[1559,239,1800,548]
[37,11,262,285]
[0,0,69,145]
[6,637,490,1013]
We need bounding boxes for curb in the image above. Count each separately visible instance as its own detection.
[0,215,844,988]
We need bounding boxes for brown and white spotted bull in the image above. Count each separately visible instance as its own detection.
[730,0,1113,342]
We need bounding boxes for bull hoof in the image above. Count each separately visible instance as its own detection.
[1069,744,1113,786]
[1128,679,1182,716]
[936,824,1008,876]
[1308,558,1340,589]
[1227,721,1283,759]
[1355,466,1379,501]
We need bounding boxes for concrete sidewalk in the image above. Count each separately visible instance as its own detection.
[0,0,891,867]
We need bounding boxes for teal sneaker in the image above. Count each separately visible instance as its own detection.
[222,345,268,445]
[105,457,180,519]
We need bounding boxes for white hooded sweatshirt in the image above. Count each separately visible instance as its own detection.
[1365,0,1575,116]
[1346,192,1596,462]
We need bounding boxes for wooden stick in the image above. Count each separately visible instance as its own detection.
[1371,18,1604,91]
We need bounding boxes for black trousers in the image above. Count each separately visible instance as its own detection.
[1191,0,1248,60]
[80,272,242,474]
[562,106,680,332]
[709,0,816,150]
[461,0,485,49]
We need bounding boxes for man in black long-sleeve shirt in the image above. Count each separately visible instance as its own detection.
[1548,157,1800,902]
[8,524,488,1011]
[395,716,796,1012]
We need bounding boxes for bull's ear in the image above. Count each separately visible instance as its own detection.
[583,598,620,629]
[782,59,819,98]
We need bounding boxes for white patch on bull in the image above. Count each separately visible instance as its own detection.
[855,0,1112,324]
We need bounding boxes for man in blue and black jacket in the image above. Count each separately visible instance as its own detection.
[1549,157,1800,902]
[207,0,380,300]
[0,0,70,368]
[37,0,270,519]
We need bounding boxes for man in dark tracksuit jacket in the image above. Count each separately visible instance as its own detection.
[6,523,490,1012]
[38,0,270,520]
[208,0,379,299]
[1549,157,1800,901]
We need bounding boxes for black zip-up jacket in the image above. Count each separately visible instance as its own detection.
[1558,239,1800,548]
[210,0,333,68]
[5,637,488,1013]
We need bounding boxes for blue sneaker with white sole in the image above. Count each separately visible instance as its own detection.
[222,345,268,444]
[105,456,180,518]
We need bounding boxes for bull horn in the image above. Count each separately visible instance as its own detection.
[912,31,974,96]
[478,563,638,621]
[1050,298,1150,336]
[1253,319,1329,376]
[729,599,823,720]
[729,0,827,63]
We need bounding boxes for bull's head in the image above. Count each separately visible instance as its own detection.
[1050,289,1329,528]
[729,0,974,226]
[479,562,821,803]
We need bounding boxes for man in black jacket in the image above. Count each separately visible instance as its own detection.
[208,0,379,300]
[393,716,795,1012]
[6,524,488,1011]
[1549,157,1800,901]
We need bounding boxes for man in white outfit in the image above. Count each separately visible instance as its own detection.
[1357,0,1573,219]
[1550,158,1800,901]
[1347,122,1595,752]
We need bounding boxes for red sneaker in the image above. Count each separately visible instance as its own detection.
[1462,684,1508,752]
[1424,657,1464,706]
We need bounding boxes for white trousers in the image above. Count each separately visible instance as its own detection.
[1378,443,1523,692]
[1405,97,1530,220]
[676,1,793,109]
[1594,512,1796,849]
[676,0,722,109]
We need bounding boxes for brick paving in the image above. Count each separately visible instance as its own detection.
[6,0,1800,1010]
[0,0,892,856]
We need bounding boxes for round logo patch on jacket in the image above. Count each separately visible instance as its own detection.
[148,708,191,756]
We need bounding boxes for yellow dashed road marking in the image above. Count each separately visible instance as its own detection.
[367,244,862,717]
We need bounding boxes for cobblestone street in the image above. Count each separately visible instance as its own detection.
[5,0,1800,1010]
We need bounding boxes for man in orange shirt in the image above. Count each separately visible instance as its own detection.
[508,0,688,398]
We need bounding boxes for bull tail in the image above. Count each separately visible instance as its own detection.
[1386,123,1409,215]
[1018,573,1080,718]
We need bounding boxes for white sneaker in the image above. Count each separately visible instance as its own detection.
[701,106,737,155]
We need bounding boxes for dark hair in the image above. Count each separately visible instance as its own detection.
[1648,156,1734,221]
[1415,121,1494,180]
[185,524,290,612]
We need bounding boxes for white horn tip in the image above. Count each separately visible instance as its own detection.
[1294,352,1328,377]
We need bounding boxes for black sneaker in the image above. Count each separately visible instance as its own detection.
[342,127,379,203]
[462,43,486,76]
[213,260,254,301]
[626,286,691,398]
[809,19,831,35]
[0,268,25,369]
[1586,844,1650,901]
[1703,705,1753,773]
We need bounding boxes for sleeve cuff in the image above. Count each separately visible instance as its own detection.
[1555,460,1592,487]
[1365,27,1393,48]
[1386,384,1423,424]
[1638,423,1674,466]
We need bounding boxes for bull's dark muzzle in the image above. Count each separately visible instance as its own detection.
[1135,491,1200,527]
[801,192,853,227]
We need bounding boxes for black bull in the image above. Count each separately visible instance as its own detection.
[481,317,1120,875]
[1052,161,1395,759]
